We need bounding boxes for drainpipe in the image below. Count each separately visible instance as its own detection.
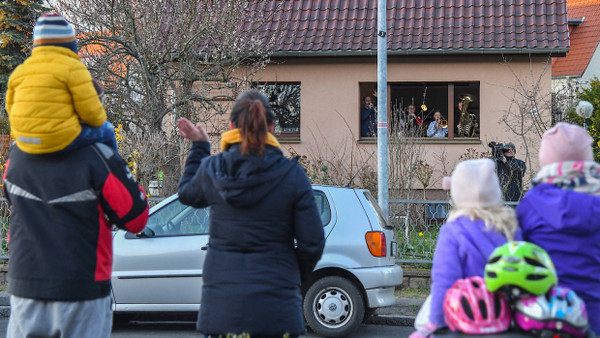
[377,0,389,218]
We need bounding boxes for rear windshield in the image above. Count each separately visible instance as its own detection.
[363,192,392,229]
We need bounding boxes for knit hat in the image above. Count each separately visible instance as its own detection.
[443,158,502,209]
[33,13,78,53]
[539,122,593,167]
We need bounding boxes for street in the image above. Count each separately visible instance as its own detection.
[0,319,415,338]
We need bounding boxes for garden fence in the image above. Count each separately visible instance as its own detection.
[390,199,518,264]
[389,200,449,264]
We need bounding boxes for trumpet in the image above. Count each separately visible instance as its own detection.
[440,119,448,129]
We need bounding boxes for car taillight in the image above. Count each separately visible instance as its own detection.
[365,231,386,257]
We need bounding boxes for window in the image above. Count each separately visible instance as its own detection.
[137,199,210,237]
[254,82,301,141]
[313,190,332,226]
[359,82,480,140]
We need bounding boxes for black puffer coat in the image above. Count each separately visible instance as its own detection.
[178,141,325,336]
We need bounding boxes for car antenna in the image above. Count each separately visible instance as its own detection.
[345,151,376,188]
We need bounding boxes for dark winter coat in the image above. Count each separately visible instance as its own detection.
[178,140,325,336]
[496,156,526,201]
[3,143,148,301]
[517,184,600,333]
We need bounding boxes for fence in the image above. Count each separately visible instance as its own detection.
[390,200,518,264]
[0,198,8,260]
[389,200,449,264]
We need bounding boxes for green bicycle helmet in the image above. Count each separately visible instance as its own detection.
[484,241,557,296]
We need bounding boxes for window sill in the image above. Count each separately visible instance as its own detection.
[358,137,481,145]
[277,135,301,144]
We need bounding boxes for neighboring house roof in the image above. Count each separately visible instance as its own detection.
[257,0,570,56]
[552,0,600,77]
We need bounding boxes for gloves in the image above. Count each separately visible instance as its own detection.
[409,322,438,338]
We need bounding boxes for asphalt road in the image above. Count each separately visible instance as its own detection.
[0,318,542,338]
[111,321,415,337]
[0,319,415,338]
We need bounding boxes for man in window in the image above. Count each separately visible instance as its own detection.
[360,96,376,137]
[427,110,448,138]
[399,104,423,136]
[456,100,479,137]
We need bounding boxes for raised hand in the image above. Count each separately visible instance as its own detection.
[177,117,209,142]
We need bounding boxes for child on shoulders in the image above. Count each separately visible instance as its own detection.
[5,13,117,155]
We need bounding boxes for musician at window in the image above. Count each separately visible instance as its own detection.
[427,110,448,138]
[455,96,479,137]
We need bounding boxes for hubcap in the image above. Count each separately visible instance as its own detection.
[313,287,353,328]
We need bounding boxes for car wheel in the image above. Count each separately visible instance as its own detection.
[303,276,365,337]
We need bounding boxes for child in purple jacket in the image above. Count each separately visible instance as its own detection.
[411,159,522,337]
[517,122,600,334]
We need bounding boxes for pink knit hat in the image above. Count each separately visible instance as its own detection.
[443,159,502,209]
[539,122,593,167]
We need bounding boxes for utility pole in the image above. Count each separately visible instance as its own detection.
[377,0,388,218]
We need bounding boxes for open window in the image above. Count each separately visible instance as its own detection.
[359,82,480,140]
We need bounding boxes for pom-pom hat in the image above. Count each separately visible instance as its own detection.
[539,122,593,167]
[33,13,77,53]
[443,158,502,209]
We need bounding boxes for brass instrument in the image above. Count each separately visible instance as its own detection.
[440,119,448,129]
[457,93,478,137]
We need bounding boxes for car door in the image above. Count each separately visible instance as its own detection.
[112,198,209,310]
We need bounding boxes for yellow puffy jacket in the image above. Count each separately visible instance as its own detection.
[5,46,106,154]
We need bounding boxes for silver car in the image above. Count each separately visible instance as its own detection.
[111,185,403,337]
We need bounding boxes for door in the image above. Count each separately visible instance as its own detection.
[112,198,210,309]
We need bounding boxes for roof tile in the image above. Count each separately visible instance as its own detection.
[552,0,600,77]
[252,0,568,55]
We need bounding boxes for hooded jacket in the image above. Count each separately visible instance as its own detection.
[517,183,600,333]
[429,217,522,327]
[3,143,149,301]
[178,136,325,336]
[5,46,106,154]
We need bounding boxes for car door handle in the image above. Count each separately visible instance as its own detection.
[201,246,208,251]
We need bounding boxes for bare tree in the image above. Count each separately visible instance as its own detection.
[53,0,283,133]
[498,56,553,186]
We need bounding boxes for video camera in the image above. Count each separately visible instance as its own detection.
[488,141,511,160]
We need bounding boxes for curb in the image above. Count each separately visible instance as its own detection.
[366,314,415,327]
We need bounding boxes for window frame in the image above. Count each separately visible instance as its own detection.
[253,81,301,143]
[358,81,481,142]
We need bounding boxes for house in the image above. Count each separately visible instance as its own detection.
[552,0,600,113]
[249,0,569,197]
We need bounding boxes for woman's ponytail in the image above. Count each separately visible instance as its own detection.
[230,89,276,155]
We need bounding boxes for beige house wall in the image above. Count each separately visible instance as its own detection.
[255,55,552,192]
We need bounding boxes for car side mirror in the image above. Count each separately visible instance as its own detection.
[136,227,155,238]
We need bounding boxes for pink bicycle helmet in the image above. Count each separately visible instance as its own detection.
[515,285,589,338]
[443,276,511,334]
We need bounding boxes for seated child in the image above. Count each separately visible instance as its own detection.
[411,158,522,337]
[4,13,117,154]
[517,122,600,334]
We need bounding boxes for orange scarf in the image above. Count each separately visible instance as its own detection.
[220,128,281,152]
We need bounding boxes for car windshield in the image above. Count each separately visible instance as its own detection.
[363,192,392,229]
